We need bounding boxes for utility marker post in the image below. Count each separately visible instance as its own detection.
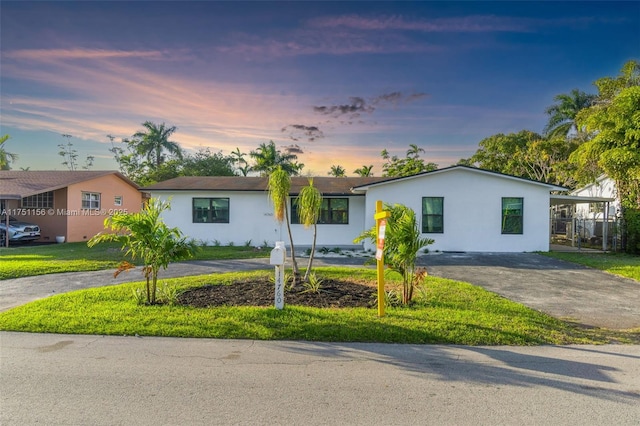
[374,200,390,317]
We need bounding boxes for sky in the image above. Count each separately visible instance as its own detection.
[1,1,638,176]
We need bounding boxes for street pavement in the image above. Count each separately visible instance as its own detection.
[1,332,639,425]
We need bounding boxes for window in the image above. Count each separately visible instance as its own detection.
[114,196,123,206]
[422,197,444,233]
[502,197,523,234]
[22,191,53,209]
[192,198,229,223]
[82,192,101,210]
[291,197,349,224]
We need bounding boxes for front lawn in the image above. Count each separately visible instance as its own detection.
[542,251,640,281]
[1,267,635,345]
[0,242,270,280]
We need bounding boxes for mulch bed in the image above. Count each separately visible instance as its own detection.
[177,276,377,309]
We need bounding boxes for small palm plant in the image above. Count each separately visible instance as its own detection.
[268,166,299,283]
[88,198,198,305]
[355,203,433,304]
[297,178,323,282]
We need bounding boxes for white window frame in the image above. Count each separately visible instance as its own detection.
[82,192,101,210]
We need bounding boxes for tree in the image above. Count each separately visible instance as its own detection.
[87,198,198,304]
[268,166,299,282]
[132,121,183,169]
[230,147,250,176]
[381,144,437,177]
[570,60,640,252]
[328,165,346,177]
[58,134,94,171]
[353,165,374,177]
[544,89,596,139]
[355,204,433,304]
[182,147,236,176]
[0,135,18,170]
[250,141,303,176]
[296,178,323,282]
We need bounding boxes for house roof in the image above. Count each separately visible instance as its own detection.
[0,171,139,198]
[143,176,387,196]
[351,165,568,192]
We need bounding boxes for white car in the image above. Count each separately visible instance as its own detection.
[0,216,41,245]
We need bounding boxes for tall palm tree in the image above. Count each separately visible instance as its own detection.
[133,121,183,168]
[353,165,374,177]
[328,164,346,177]
[250,141,302,176]
[544,89,596,139]
[0,135,18,170]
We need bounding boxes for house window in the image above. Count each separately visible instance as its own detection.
[114,196,123,206]
[502,197,523,234]
[82,192,101,210]
[193,198,229,223]
[422,197,444,233]
[22,191,54,209]
[291,197,349,224]
[589,202,604,213]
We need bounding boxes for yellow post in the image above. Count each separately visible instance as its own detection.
[374,200,390,317]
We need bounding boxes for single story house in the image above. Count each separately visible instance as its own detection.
[143,165,584,253]
[0,170,143,244]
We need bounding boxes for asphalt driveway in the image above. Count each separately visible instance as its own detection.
[1,253,638,329]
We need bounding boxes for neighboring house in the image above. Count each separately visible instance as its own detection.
[144,166,572,253]
[0,171,143,244]
[568,175,620,244]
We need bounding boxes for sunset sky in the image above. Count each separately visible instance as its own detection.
[1,1,638,176]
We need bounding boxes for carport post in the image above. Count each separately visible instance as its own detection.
[603,202,609,251]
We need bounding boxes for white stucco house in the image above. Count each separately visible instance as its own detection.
[142,165,572,252]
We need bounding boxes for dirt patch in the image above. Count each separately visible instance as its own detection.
[178,276,377,309]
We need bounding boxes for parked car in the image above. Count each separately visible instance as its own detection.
[0,216,41,245]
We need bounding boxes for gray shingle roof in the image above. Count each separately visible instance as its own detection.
[143,176,387,195]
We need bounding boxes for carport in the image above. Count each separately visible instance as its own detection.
[550,194,616,251]
[0,193,22,247]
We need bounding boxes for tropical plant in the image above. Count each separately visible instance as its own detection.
[381,144,437,177]
[87,198,198,304]
[328,165,346,177]
[0,134,18,170]
[355,203,433,304]
[132,121,183,169]
[296,178,323,282]
[353,165,374,177]
[268,166,299,281]
[250,141,303,176]
[301,272,323,294]
[544,89,596,139]
[230,147,250,176]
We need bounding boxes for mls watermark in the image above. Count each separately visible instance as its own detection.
[1,208,128,217]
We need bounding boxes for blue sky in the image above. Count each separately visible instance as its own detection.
[1,1,638,175]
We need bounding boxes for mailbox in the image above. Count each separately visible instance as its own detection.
[270,241,286,265]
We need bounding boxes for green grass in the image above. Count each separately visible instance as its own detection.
[0,242,269,280]
[1,267,635,345]
[541,251,640,281]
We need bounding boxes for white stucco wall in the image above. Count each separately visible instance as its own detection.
[571,177,619,220]
[149,190,367,248]
[361,168,552,252]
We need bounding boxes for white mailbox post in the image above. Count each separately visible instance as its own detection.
[270,241,286,309]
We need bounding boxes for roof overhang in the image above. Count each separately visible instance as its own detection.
[0,194,23,200]
[550,195,615,206]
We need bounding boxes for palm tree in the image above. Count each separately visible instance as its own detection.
[133,121,183,168]
[544,89,596,139]
[353,165,374,177]
[88,198,198,305]
[230,147,249,176]
[268,166,299,282]
[0,135,18,170]
[250,141,303,176]
[296,178,322,282]
[328,165,346,177]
